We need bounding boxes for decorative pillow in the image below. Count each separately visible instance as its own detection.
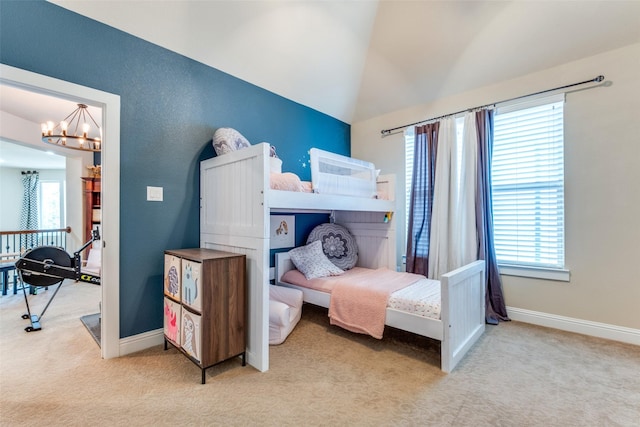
[288,240,344,280]
[306,223,358,270]
[213,128,251,156]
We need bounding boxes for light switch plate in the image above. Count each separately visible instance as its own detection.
[147,186,163,201]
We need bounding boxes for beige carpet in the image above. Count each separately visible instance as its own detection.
[1,280,639,426]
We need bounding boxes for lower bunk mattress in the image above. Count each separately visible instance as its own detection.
[280,267,441,321]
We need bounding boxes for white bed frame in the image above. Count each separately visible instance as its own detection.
[275,253,485,373]
[201,143,395,372]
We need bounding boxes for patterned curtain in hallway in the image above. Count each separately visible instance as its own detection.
[20,171,39,250]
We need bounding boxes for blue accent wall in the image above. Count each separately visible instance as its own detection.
[1,1,350,338]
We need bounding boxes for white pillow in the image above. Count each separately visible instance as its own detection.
[288,240,344,280]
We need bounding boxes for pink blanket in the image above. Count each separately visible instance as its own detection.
[328,268,424,339]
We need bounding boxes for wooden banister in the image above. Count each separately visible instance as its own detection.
[1,227,72,256]
[0,226,71,236]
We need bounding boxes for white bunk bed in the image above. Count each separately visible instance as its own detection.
[200,142,485,373]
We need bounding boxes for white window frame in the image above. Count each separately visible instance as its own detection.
[39,179,66,230]
[492,94,570,281]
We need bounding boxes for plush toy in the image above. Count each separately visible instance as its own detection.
[213,127,250,156]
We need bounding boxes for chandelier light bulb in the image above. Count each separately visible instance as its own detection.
[41,103,102,152]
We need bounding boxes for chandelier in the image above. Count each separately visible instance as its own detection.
[41,103,102,152]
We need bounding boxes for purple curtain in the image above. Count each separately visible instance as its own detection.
[475,110,509,324]
[406,123,439,275]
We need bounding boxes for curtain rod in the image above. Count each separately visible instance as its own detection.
[380,75,605,136]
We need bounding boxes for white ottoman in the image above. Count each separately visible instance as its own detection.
[269,285,303,345]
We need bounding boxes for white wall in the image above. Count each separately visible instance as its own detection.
[64,157,85,250]
[0,111,91,251]
[351,43,640,331]
[0,167,22,229]
[0,167,67,225]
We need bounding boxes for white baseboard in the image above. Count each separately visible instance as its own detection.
[507,306,640,346]
[119,328,164,356]
[116,308,639,357]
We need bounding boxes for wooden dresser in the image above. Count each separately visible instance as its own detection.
[163,248,246,384]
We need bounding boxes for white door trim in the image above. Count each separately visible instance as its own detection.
[1,64,121,358]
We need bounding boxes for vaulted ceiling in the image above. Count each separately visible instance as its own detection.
[2,1,638,169]
[50,0,640,124]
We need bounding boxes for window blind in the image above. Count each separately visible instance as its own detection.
[404,128,415,237]
[492,94,565,269]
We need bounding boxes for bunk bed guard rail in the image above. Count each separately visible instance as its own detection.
[310,148,377,199]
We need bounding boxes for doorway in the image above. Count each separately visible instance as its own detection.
[0,64,121,358]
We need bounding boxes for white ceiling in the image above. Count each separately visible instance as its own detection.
[49,0,640,124]
[2,0,639,170]
[0,85,102,169]
[0,140,66,169]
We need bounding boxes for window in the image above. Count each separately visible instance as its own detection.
[404,128,415,238]
[492,94,567,277]
[404,95,568,280]
[39,180,65,229]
